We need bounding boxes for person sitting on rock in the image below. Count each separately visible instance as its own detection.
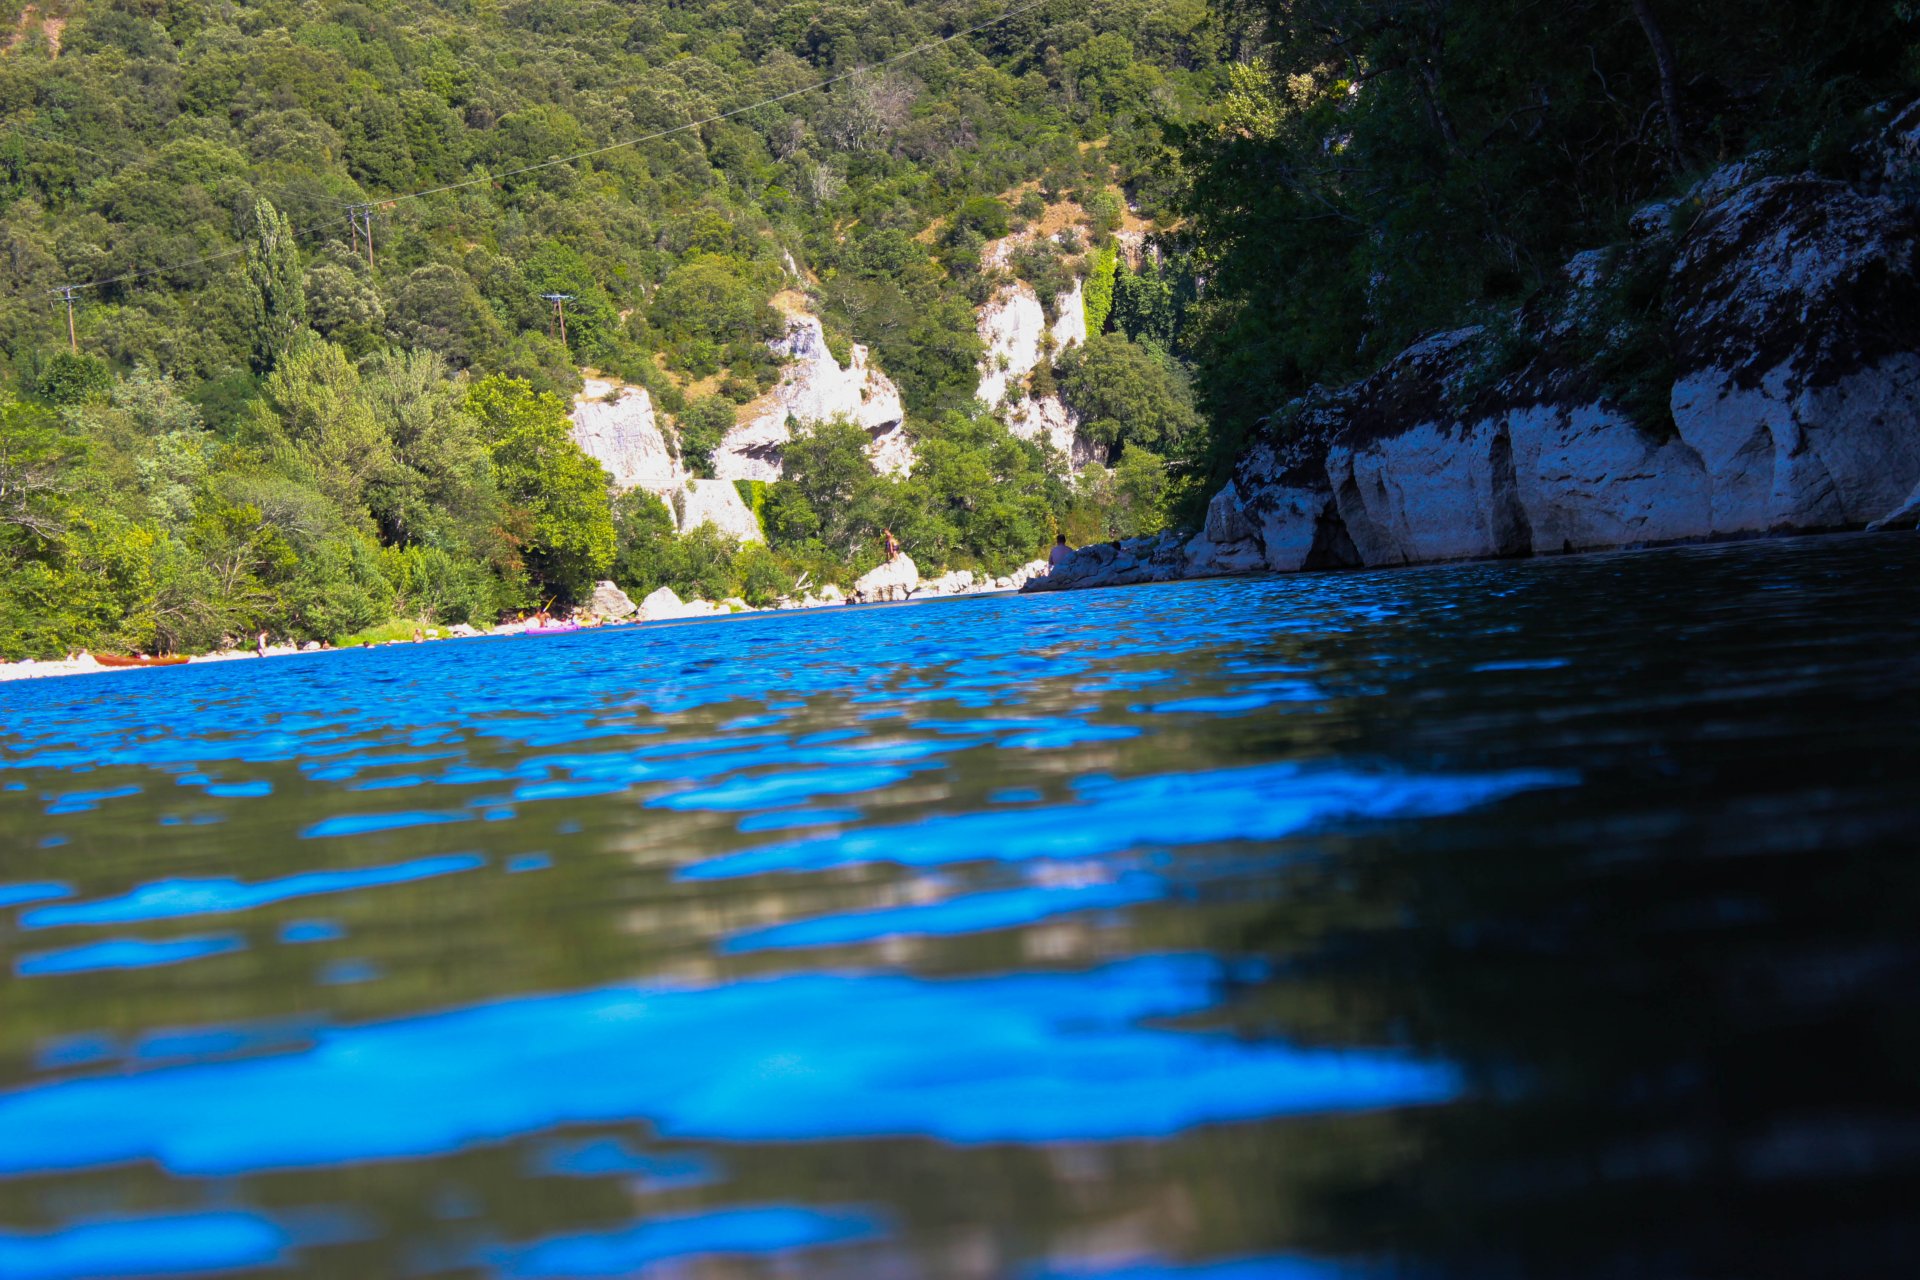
[883,528,901,562]
[1048,533,1074,569]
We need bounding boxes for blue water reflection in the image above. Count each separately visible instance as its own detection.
[5,545,1855,1278]
[684,763,1568,880]
[484,1205,879,1278]
[529,1137,717,1186]
[16,935,245,976]
[0,957,1456,1175]
[0,882,70,909]
[0,1211,288,1280]
[22,854,484,928]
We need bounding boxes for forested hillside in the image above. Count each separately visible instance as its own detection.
[5,0,1913,657]
[0,0,1231,655]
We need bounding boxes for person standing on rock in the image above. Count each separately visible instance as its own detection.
[1048,533,1074,569]
[883,528,901,562]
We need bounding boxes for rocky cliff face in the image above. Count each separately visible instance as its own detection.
[675,480,765,545]
[566,380,762,544]
[976,236,1097,468]
[1032,145,1920,594]
[569,377,685,493]
[715,314,909,482]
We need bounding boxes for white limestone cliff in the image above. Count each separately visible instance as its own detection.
[975,271,1091,467]
[568,379,764,544]
[1031,134,1920,593]
[714,315,908,482]
[674,479,764,545]
[569,377,685,493]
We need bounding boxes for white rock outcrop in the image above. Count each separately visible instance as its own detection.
[569,377,685,493]
[977,283,1050,408]
[1031,149,1920,593]
[1050,276,1088,350]
[638,586,685,621]
[919,569,975,596]
[976,219,1096,467]
[588,580,637,620]
[715,315,908,482]
[975,275,1091,467]
[851,555,920,602]
[676,479,764,545]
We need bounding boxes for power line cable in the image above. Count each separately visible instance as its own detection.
[29,0,1059,299]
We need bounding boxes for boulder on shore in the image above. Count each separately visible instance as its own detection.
[920,569,975,596]
[852,555,919,602]
[638,586,684,621]
[589,580,637,620]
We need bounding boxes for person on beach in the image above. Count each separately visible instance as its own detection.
[1049,533,1074,568]
[882,528,900,562]
[256,630,269,657]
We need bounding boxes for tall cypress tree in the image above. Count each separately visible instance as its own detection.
[242,198,307,374]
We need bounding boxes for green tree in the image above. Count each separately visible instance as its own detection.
[359,349,499,556]
[904,412,1054,572]
[251,336,394,522]
[241,198,308,374]
[609,489,679,596]
[676,397,736,478]
[467,375,613,603]
[30,352,113,407]
[0,396,79,553]
[770,417,878,555]
[1056,332,1203,462]
[732,541,792,606]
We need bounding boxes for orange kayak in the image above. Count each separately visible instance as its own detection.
[94,654,190,668]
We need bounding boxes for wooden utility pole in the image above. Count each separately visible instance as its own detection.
[348,204,375,270]
[53,285,78,353]
[541,292,574,346]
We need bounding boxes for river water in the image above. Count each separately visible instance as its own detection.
[1,533,1917,1278]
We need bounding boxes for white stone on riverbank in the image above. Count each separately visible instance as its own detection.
[851,556,920,602]
[589,581,637,620]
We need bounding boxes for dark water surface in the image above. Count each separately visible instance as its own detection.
[2,533,1918,1279]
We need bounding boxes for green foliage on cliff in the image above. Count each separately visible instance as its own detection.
[1057,331,1203,462]
[1082,243,1118,337]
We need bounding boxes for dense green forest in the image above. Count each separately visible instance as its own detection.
[2,0,1914,657]
[0,0,1230,655]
